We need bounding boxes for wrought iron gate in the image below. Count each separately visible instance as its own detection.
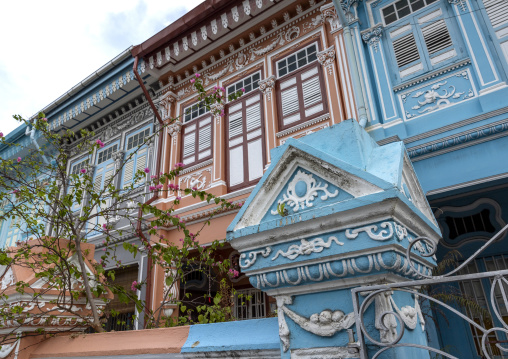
[350,224,508,359]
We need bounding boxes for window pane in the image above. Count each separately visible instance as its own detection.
[410,0,425,11]
[279,67,287,77]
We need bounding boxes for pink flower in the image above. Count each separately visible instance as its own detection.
[96,140,105,148]
[174,162,184,169]
[41,118,47,122]
[192,186,197,191]
[151,175,157,179]
[168,183,175,190]
[174,184,179,191]
[241,88,245,93]
[17,157,21,163]
[153,225,158,229]
[0,132,3,137]
[190,78,195,84]
[80,168,87,174]
[12,189,19,194]
[131,281,138,291]
[156,184,163,189]
[195,73,201,78]
[144,168,150,173]
[149,186,156,191]
[175,196,181,201]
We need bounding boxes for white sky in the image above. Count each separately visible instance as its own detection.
[0,0,205,137]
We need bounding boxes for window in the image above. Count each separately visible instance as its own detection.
[444,209,496,240]
[234,288,267,320]
[387,6,460,80]
[122,127,152,188]
[181,103,212,166]
[226,91,265,190]
[276,61,327,130]
[184,101,209,123]
[277,43,318,78]
[227,72,261,97]
[382,0,437,25]
[97,144,118,165]
[127,128,150,150]
[89,142,119,236]
[71,159,89,175]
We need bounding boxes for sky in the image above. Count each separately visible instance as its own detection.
[0,0,205,137]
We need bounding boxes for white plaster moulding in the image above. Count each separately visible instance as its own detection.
[276,113,331,138]
[179,159,213,175]
[244,243,435,276]
[265,272,413,297]
[392,58,472,93]
[426,172,508,197]
[158,0,322,86]
[181,350,281,359]
[154,184,255,207]
[404,106,508,145]
[232,198,441,252]
[409,118,508,162]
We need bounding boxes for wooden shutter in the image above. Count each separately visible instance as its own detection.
[277,63,327,130]
[393,33,420,67]
[301,67,323,118]
[135,151,147,183]
[198,118,212,161]
[182,124,196,165]
[484,0,508,28]
[123,159,134,187]
[227,93,264,189]
[421,19,452,55]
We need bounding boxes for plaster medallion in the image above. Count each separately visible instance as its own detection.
[240,247,272,268]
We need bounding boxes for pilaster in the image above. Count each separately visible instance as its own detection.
[317,45,344,124]
[210,102,226,188]
[258,75,276,165]
[361,25,400,123]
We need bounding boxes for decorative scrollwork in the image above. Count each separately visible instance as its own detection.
[270,170,339,215]
[272,236,344,261]
[239,247,272,268]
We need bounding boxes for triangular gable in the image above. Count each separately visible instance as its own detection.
[261,166,355,223]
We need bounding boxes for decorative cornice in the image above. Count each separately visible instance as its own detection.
[50,61,147,130]
[276,113,331,138]
[179,159,214,175]
[407,118,508,160]
[393,58,471,92]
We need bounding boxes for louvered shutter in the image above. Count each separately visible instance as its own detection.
[183,124,196,165]
[421,19,452,55]
[227,93,264,188]
[393,33,420,67]
[280,78,300,126]
[228,102,245,187]
[301,67,323,118]
[135,150,147,183]
[198,118,212,160]
[484,0,508,29]
[123,159,134,188]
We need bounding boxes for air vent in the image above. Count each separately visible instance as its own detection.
[422,19,453,55]
[393,33,421,67]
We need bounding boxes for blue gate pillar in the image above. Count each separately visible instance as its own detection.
[227,119,441,358]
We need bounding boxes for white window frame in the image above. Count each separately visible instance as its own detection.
[276,42,319,79]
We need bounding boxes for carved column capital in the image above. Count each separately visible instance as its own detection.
[159,91,178,121]
[167,120,182,145]
[210,102,225,125]
[258,75,276,102]
[319,3,341,33]
[448,0,468,11]
[362,25,383,52]
[317,45,336,75]
[113,150,126,166]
